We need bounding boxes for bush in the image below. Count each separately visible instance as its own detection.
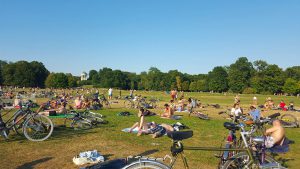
[243,87,257,94]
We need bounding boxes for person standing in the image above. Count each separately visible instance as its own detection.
[253,96,258,106]
[108,88,113,100]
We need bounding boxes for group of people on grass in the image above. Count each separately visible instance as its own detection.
[233,95,287,149]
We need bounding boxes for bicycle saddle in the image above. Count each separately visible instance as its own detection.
[223,122,240,131]
[167,130,193,141]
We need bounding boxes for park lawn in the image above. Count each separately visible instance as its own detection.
[0,92,300,169]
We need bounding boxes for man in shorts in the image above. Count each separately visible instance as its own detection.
[265,120,285,148]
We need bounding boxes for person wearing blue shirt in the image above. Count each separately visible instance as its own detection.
[249,105,261,121]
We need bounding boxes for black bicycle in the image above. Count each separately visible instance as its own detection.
[0,103,54,141]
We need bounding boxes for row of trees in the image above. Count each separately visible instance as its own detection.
[1,58,300,95]
[86,57,300,95]
[0,60,78,88]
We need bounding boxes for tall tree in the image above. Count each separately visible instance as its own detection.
[208,66,228,92]
[228,57,254,93]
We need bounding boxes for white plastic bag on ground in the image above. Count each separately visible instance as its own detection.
[73,150,104,165]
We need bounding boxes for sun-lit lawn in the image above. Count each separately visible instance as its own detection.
[0,91,300,169]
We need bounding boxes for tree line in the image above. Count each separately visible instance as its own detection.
[1,57,300,95]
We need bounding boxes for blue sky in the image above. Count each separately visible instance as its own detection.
[0,0,299,76]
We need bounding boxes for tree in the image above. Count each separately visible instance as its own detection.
[0,60,8,85]
[196,80,207,91]
[189,81,197,92]
[2,60,49,87]
[176,76,182,91]
[182,81,190,91]
[207,66,228,92]
[66,73,77,88]
[283,78,299,95]
[251,64,284,94]
[88,70,98,80]
[285,66,300,81]
[228,57,254,93]
[45,73,69,88]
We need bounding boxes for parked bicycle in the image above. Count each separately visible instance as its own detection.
[0,102,54,141]
[66,110,108,130]
[122,127,286,169]
[99,94,111,109]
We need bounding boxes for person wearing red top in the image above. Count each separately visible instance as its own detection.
[279,100,287,111]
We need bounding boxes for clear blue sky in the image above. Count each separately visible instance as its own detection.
[0,0,299,76]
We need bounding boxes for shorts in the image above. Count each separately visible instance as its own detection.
[49,111,57,116]
[265,136,275,148]
[149,125,166,137]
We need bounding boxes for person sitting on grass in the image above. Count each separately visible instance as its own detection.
[265,120,285,148]
[38,101,67,116]
[248,105,261,121]
[82,98,91,109]
[74,96,82,109]
[129,108,149,134]
[278,100,287,111]
[161,103,174,119]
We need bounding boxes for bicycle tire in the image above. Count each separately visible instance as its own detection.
[71,119,92,130]
[222,152,283,169]
[281,114,299,128]
[22,114,54,141]
[12,110,27,135]
[124,100,134,108]
[123,160,170,169]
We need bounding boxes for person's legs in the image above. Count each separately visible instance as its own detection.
[38,111,49,116]
[161,123,174,132]
[129,122,139,132]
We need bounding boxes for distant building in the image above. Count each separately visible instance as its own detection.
[81,72,88,81]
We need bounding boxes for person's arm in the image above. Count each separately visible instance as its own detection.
[138,115,145,130]
[265,127,277,135]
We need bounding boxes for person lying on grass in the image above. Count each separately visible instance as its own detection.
[38,101,67,116]
[137,122,174,138]
[161,103,174,119]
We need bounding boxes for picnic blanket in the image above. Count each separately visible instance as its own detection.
[122,127,144,134]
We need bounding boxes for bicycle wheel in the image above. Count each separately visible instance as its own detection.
[71,119,92,130]
[102,100,111,109]
[149,101,157,109]
[281,114,299,128]
[123,160,170,169]
[222,152,281,169]
[12,110,27,135]
[22,114,54,141]
[124,100,134,108]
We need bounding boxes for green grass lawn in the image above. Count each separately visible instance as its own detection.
[0,92,300,169]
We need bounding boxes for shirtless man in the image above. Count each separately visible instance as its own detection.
[265,120,285,148]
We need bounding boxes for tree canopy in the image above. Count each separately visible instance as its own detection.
[1,58,300,95]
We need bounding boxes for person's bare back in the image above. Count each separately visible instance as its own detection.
[265,120,285,145]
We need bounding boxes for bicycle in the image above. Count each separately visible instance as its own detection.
[99,94,111,109]
[124,96,135,108]
[123,121,285,169]
[0,103,54,141]
[65,110,107,130]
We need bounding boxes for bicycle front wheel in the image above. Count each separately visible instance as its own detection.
[222,152,281,169]
[123,160,170,169]
[23,114,54,141]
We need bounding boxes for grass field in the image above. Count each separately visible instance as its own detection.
[0,91,300,169]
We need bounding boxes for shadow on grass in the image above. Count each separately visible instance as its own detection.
[136,149,159,156]
[50,126,98,140]
[272,153,294,168]
[16,157,53,169]
[103,154,114,160]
